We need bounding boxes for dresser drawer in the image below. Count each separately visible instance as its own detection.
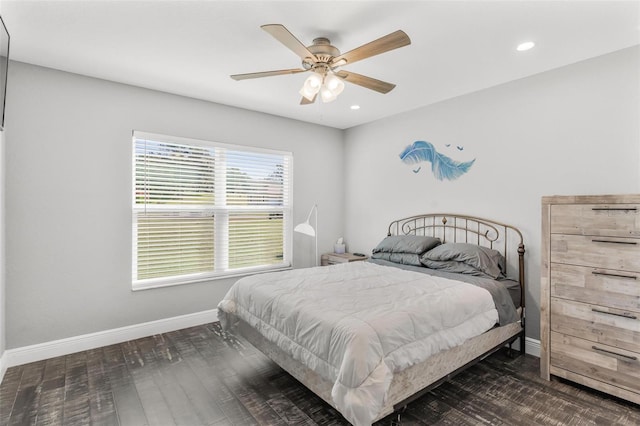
[550,203,640,237]
[550,234,640,272]
[550,263,640,313]
[550,332,640,395]
[550,297,640,353]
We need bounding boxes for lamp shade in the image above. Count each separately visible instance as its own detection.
[320,86,337,103]
[299,73,323,101]
[294,221,316,237]
[324,73,345,95]
[294,204,318,266]
[320,73,344,103]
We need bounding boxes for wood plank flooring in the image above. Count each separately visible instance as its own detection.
[1,322,639,425]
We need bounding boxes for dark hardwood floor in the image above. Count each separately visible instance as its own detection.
[1,322,639,425]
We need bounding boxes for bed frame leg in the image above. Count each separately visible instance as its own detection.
[519,316,526,357]
[508,330,526,358]
[506,335,525,359]
[390,406,407,425]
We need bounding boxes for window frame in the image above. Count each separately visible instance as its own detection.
[132,131,293,291]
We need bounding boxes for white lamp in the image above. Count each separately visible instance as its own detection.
[294,204,318,266]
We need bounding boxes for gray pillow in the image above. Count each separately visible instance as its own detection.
[372,235,441,255]
[420,259,491,277]
[420,243,505,279]
[370,251,423,266]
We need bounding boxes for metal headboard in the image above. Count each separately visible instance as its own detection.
[387,213,526,311]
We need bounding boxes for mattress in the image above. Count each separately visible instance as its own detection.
[217,261,506,425]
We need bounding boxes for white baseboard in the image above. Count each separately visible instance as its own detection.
[3,309,218,370]
[508,337,540,358]
[0,350,6,384]
[1,309,541,384]
[525,337,541,357]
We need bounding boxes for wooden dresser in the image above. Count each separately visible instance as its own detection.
[541,194,640,404]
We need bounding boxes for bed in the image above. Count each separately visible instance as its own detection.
[217,213,526,425]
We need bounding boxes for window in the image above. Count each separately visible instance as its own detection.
[132,131,292,290]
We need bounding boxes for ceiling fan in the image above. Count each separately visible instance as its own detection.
[230,24,411,105]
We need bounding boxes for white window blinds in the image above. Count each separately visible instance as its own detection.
[133,132,292,289]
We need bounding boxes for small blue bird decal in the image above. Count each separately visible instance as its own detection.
[400,141,475,181]
[412,167,422,173]
[456,146,464,151]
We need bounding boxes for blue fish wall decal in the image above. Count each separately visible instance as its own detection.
[399,140,475,181]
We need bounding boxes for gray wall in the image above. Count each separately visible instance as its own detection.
[4,62,344,349]
[343,46,640,341]
[0,0,6,372]
[1,130,5,364]
[4,46,639,351]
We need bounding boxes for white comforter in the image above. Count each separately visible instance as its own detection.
[217,261,498,426]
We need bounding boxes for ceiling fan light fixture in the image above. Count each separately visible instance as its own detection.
[299,72,323,100]
[320,86,337,103]
[300,71,344,103]
[299,85,319,101]
[324,73,345,96]
[306,72,323,89]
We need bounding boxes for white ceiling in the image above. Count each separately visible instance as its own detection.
[2,0,639,129]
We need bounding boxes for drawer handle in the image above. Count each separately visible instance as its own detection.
[591,239,638,245]
[592,271,637,280]
[591,207,638,211]
[591,346,638,361]
[591,308,638,320]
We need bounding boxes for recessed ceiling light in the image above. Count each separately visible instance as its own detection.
[516,41,535,52]
[350,105,360,110]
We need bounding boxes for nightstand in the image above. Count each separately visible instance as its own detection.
[321,252,368,266]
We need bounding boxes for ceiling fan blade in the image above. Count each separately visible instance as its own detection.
[336,70,396,94]
[331,30,410,67]
[300,93,317,105]
[261,24,318,61]
[231,68,307,81]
